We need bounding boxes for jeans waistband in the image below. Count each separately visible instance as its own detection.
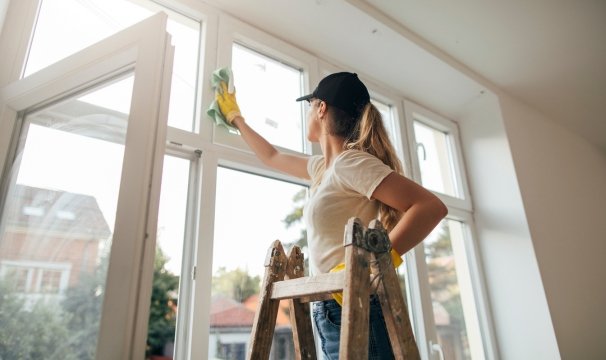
[314,294,381,311]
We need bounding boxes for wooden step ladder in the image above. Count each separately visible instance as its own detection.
[248,217,421,360]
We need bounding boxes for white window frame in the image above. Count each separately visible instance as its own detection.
[213,14,318,156]
[0,260,71,294]
[442,208,500,360]
[0,12,174,360]
[403,99,498,359]
[404,99,473,211]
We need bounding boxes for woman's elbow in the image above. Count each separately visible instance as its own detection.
[431,197,448,221]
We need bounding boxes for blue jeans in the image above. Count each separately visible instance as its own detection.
[312,295,395,360]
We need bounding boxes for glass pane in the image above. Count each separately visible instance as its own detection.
[413,121,460,198]
[396,264,417,338]
[209,168,307,359]
[424,220,485,360]
[232,44,305,152]
[372,99,406,170]
[0,75,133,359]
[372,99,396,146]
[145,155,190,359]
[25,0,200,131]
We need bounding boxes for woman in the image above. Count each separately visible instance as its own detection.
[216,71,447,359]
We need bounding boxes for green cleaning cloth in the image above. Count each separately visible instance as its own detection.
[207,67,239,133]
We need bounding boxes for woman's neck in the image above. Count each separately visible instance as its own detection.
[319,134,347,167]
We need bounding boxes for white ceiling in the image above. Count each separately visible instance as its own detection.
[363,0,606,152]
[204,0,606,152]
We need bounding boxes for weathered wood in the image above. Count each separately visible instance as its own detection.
[339,218,370,360]
[286,246,317,360]
[271,271,345,300]
[299,293,333,303]
[247,218,420,360]
[369,222,421,360]
[247,240,288,360]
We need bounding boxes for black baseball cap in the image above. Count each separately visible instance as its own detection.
[296,72,370,119]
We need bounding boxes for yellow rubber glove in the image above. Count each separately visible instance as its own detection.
[330,249,403,305]
[215,81,241,124]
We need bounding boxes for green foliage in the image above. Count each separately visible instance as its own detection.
[59,254,107,359]
[0,280,72,360]
[0,248,179,359]
[146,247,179,356]
[425,223,464,325]
[211,267,260,302]
[282,188,309,273]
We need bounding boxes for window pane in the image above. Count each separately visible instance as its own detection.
[413,121,460,198]
[397,264,417,339]
[232,44,305,152]
[372,99,396,146]
[0,75,132,359]
[424,220,484,360]
[372,99,407,169]
[26,0,201,131]
[209,167,307,359]
[145,155,190,359]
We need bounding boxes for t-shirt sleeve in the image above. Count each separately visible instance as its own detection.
[307,155,324,180]
[334,150,394,199]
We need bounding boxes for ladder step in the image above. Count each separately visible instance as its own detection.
[271,271,345,300]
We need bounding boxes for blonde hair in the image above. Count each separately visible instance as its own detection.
[327,102,403,231]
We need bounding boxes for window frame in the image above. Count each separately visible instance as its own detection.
[0,260,71,294]
[404,99,473,211]
[212,15,319,156]
[403,99,497,359]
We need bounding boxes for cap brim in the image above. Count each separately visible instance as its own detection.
[295,94,313,102]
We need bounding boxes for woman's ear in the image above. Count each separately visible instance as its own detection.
[317,100,327,118]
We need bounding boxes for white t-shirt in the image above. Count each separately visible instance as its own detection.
[303,149,394,275]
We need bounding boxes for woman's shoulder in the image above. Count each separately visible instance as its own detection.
[334,149,382,167]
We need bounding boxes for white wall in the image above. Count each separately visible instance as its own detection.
[457,92,560,360]
[499,94,606,360]
[458,89,606,359]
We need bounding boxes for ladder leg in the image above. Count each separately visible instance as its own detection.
[339,218,371,360]
[286,246,317,360]
[247,240,288,360]
[372,251,421,360]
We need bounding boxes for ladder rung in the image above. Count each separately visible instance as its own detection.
[271,271,345,300]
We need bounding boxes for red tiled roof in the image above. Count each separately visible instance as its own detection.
[210,295,256,327]
[210,294,292,328]
[243,294,291,326]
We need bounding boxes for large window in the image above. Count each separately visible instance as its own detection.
[404,100,487,359]
[25,0,201,131]
[0,1,495,358]
[209,167,307,359]
[0,74,131,357]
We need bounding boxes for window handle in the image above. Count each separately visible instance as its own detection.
[429,340,445,360]
[416,142,427,161]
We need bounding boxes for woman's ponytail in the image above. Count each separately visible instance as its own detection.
[346,103,403,231]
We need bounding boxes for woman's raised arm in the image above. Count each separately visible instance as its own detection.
[216,82,310,180]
